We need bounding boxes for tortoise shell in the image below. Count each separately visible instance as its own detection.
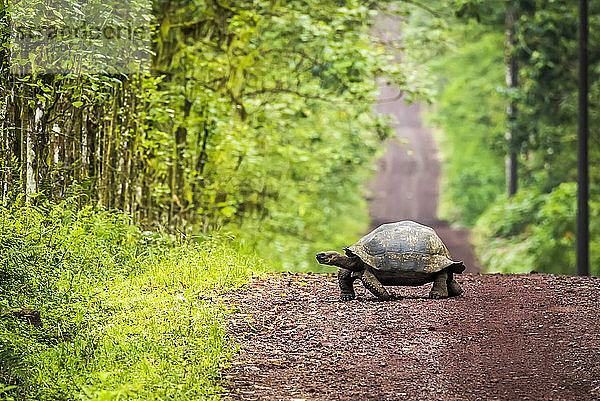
[345,221,461,274]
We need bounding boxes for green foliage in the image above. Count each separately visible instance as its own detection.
[147,0,426,269]
[0,203,265,400]
[473,184,600,275]
[474,190,544,239]
[2,0,432,271]
[420,22,506,225]
[223,102,382,270]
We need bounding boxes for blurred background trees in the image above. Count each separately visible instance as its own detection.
[1,0,598,274]
[406,0,600,275]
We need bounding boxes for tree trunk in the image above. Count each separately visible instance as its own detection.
[191,110,212,217]
[127,84,139,219]
[81,107,88,181]
[171,97,192,227]
[102,84,119,208]
[25,102,44,203]
[0,86,9,205]
[51,122,63,200]
[19,88,27,199]
[91,105,102,204]
[505,3,518,197]
[63,107,75,197]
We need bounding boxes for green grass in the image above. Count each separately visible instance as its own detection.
[0,203,266,400]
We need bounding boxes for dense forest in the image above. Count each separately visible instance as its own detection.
[1,0,598,399]
[0,1,423,398]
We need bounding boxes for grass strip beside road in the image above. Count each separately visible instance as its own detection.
[0,205,266,400]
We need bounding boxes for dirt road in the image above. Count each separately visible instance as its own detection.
[222,273,600,400]
[369,13,479,272]
[220,93,600,399]
[219,13,600,401]
[370,93,479,272]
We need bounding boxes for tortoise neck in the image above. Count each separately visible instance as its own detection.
[337,254,364,272]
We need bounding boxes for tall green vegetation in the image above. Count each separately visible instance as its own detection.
[427,23,506,225]
[409,1,600,275]
[0,202,266,399]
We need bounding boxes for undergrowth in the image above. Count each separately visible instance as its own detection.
[0,201,266,400]
[472,183,600,275]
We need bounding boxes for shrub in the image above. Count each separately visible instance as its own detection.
[473,183,600,275]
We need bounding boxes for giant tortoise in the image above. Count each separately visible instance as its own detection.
[316,221,465,301]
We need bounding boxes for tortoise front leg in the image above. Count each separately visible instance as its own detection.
[338,268,357,301]
[361,268,391,301]
[429,269,449,299]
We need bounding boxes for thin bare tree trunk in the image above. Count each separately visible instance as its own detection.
[171,97,191,227]
[0,87,9,205]
[118,81,131,211]
[73,106,83,186]
[192,108,211,218]
[19,88,27,199]
[127,86,138,218]
[25,102,43,203]
[93,105,102,205]
[101,85,118,208]
[505,3,518,196]
[63,107,75,197]
[51,122,62,200]
[81,107,88,180]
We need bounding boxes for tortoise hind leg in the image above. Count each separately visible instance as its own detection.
[361,268,391,301]
[338,268,358,301]
[447,271,463,297]
[429,269,449,299]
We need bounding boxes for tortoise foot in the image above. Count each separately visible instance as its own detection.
[340,292,356,301]
[429,289,448,299]
[448,280,463,297]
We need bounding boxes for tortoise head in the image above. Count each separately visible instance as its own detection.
[316,251,341,265]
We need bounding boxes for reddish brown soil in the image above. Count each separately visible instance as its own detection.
[221,14,600,401]
[221,272,600,400]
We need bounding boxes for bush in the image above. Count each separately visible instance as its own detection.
[473,183,600,275]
